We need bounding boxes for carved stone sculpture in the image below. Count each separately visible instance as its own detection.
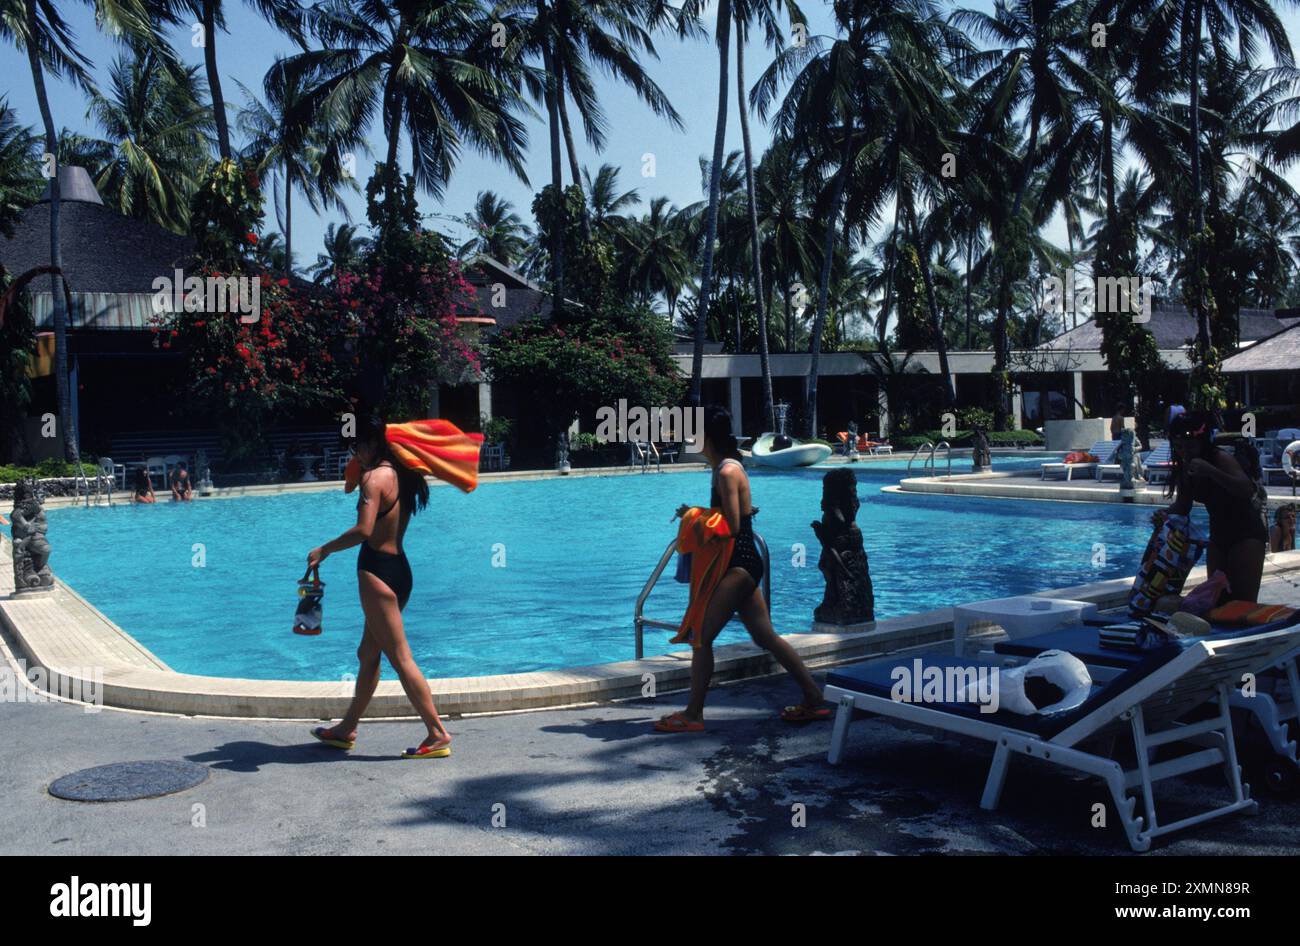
[971,425,992,472]
[1118,427,1136,492]
[811,468,875,625]
[556,431,571,474]
[11,478,54,593]
[846,420,860,457]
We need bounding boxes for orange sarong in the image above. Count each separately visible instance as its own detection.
[345,419,484,494]
[670,507,735,649]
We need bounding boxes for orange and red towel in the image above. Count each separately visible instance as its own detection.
[1206,600,1299,627]
[670,507,734,649]
[344,419,484,494]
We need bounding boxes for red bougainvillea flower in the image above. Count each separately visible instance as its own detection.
[277,278,289,287]
[247,232,259,245]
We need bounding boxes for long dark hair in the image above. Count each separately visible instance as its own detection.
[1165,410,1215,499]
[703,404,742,462]
[353,410,429,514]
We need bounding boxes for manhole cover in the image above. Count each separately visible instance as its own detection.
[49,760,209,802]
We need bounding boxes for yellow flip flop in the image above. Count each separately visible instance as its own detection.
[311,726,355,750]
[401,740,451,760]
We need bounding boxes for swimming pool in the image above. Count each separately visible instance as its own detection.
[45,455,1177,681]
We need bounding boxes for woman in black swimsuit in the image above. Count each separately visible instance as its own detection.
[306,413,452,759]
[1155,411,1267,605]
[656,405,827,732]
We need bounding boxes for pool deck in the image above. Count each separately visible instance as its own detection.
[4,520,1299,719]
[2,567,1298,856]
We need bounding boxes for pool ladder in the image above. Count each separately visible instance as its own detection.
[632,532,771,659]
[906,440,952,478]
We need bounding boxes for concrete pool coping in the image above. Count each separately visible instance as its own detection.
[6,517,1298,719]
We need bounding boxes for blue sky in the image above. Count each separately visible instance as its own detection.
[3,1,1300,272]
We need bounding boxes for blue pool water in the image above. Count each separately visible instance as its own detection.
[46,454,1174,680]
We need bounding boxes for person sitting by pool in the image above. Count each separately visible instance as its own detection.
[133,469,156,504]
[1154,411,1267,605]
[307,411,453,760]
[656,405,828,733]
[170,462,193,502]
[1271,504,1297,553]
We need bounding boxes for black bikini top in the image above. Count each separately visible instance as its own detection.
[356,462,400,519]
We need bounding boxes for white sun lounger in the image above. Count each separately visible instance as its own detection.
[1041,440,1117,481]
[1141,442,1173,484]
[824,625,1300,851]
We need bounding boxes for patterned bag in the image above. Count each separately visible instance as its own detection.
[293,566,326,636]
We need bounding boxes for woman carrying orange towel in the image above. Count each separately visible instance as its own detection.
[307,411,457,760]
[656,405,827,732]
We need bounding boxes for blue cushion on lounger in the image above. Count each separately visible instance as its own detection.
[827,648,1183,739]
[994,615,1300,668]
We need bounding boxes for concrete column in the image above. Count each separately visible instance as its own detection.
[1072,372,1085,421]
[729,376,743,435]
[477,382,492,425]
[1011,388,1023,430]
[876,386,890,437]
[428,384,441,419]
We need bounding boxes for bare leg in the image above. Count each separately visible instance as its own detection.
[358,571,450,747]
[320,622,382,743]
[1224,539,1266,603]
[678,570,767,722]
[736,586,823,707]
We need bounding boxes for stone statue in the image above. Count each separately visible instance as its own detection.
[556,431,571,473]
[846,420,860,457]
[811,468,875,625]
[1118,427,1136,492]
[11,478,54,593]
[971,425,992,472]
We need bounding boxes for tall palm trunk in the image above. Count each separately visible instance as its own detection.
[538,3,566,314]
[284,164,293,276]
[904,199,954,408]
[782,266,793,352]
[25,0,75,461]
[556,76,591,242]
[202,0,231,160]
[964,228,974,349]
[876,195,902,346]
[806,132,852,438]
[689,0,731,407]
[735,20,773,431]
[1187,0,1210,356]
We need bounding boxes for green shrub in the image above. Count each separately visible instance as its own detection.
[0,461,97,483]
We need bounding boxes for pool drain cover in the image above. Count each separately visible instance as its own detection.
[49,760,209,802]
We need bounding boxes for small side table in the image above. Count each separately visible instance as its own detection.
[953,596,1098,656]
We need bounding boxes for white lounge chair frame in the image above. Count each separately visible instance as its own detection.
[825,627,1300,851]
[1041,440,1117,481]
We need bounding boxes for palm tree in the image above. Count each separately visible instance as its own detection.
[582,163,640,234]
[755,138,814,352]
[237,56,362,275]
[1132,0,1293,404]
[734,0,805,431]
[288,0,530,221]
[756,0,959,436]
[496,0,684,310]
[86,43,214,233]
[953,0,1088,428]
[2,0,163,461]
[0,99,41,238]
[165,0,305,161]
[617,196,691,316]
[309,221,368,283]
[456,190,531,266]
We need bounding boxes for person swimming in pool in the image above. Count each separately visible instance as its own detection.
[1270,504,1297,553]
[1154,411,1267,605]
[655,405,827,733]
[306,412,452,759]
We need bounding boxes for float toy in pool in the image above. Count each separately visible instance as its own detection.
[1128,512,1207,617]
[670,507,734,648]
[344,419,485,494]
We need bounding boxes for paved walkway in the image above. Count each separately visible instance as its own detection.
[4,570,1299,856]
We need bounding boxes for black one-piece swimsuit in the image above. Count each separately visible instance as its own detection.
[711,458,764,587]
[356,489,413,609]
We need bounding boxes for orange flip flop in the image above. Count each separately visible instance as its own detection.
[654,712,705,733]
[310,726,355,750]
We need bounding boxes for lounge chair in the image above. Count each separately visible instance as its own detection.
[992,615,1300,795]
[1141,442,1173,484]
[1040,440,1117,481]
[824,625,1300,850]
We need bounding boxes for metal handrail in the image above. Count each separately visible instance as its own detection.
[930,440,952,478]
[907,440,952,478]
[633,530,772,659]
[906,441,933,471]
